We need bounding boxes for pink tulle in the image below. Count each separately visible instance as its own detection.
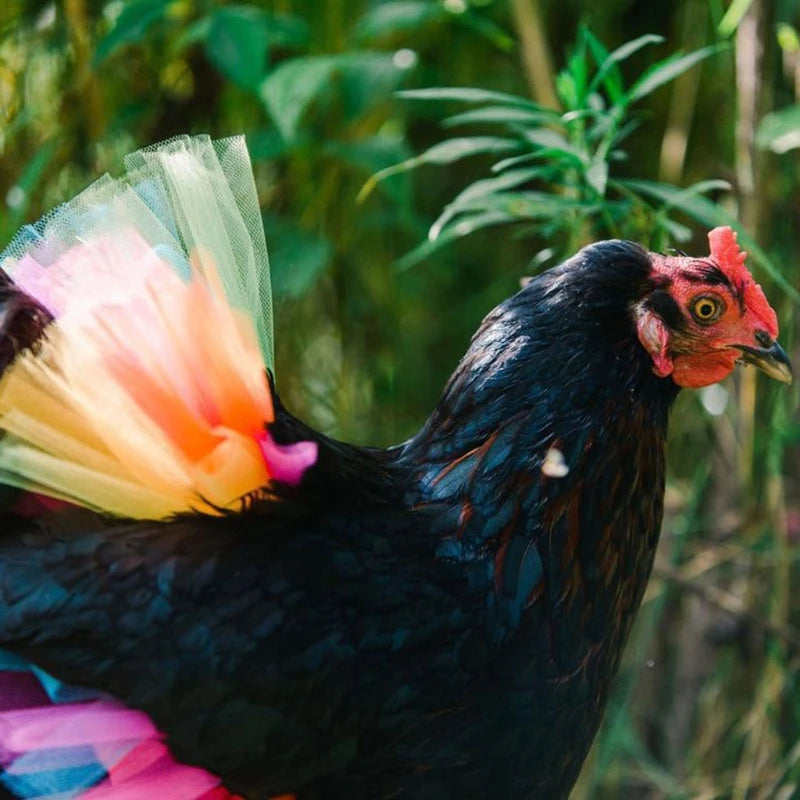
[0,703,157,751]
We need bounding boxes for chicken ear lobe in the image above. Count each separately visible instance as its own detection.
[635,306,674,378]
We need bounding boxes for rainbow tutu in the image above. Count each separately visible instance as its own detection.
[0,135,316,519]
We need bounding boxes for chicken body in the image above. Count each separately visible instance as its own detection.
[0,240,680,799]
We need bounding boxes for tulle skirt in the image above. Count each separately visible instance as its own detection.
[0,136,316,519]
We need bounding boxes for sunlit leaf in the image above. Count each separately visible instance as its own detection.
[523,129,586,166]
[261,52,411,141]
[398,87,543,109]
[563,30,588,107]
[338,52,413,120]
[718,0,755,37]
[457,191,602,221]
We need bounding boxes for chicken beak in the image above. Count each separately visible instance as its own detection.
[734,339,793,383]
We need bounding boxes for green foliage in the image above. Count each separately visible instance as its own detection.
[373,27,726,269]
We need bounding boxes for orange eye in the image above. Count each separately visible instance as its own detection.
[690,295,723,324]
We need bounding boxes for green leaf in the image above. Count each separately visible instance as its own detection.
[454,10,515,52]
[563,30,588,108]
[492,152,542,172]
[94,0,171,63]
[718,0,755,37]
[523,129,586,166]
[457,191,602,221]
[429,166,545,239]
[263,214,331,298]
[355,1,443,40]
[337,52,413,121]
[756,104,800,153]
[245,129,290,161]
[205,6,267,89]
[359,136,520,201]
[260,55,338,141]
[260,52,411,141]
[442,105,559,128]
[658,217,693,242]
[398,87,543,109]
[626,44,723,105]
[590,34,664,101]
[262,13,311,49]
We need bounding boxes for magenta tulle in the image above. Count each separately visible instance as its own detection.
[257,432,318,486]
[82,739,223,800]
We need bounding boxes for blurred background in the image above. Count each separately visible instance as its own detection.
[1,0,799,796]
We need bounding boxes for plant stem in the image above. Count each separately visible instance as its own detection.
[508,0,560,109]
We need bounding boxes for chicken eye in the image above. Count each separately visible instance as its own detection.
[690,295,723,324]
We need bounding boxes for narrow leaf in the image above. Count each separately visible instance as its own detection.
[398,87,543,109]
[359,136,520,201]
[442,105,560,128]
[590,34,664,98]
[626,45,723,104]
[430,167,545,239]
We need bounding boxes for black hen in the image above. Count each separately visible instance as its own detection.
[0,138,790,800]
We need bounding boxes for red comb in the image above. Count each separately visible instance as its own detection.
[708,226,747,281]
[707,226,778,338]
